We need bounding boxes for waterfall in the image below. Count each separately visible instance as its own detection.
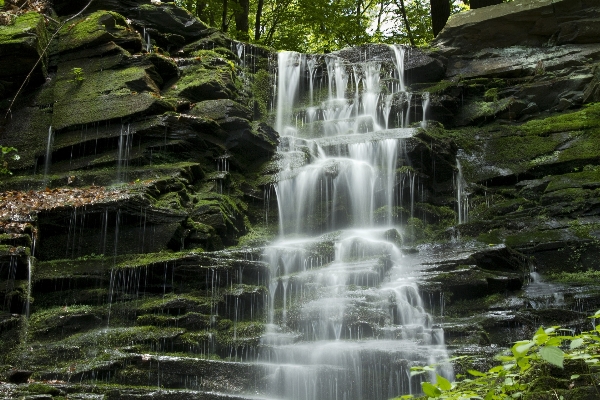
[390,45,406,92]
[263,48,453,400]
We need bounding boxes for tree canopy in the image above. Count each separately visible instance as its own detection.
[174,0,520,52]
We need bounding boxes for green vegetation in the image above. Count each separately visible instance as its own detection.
[174,0,469,51]
[70,67,84,83]
[0,145,18,175]
[396,312,600,399]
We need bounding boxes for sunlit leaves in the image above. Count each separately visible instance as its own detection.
[422,381,442,397]
[396,311,600,400]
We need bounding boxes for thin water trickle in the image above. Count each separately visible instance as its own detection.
[455,158,469,224]
[262,49,453,400]
[421,92,430,129]
[116,124,133,182]
[26,256,32,318]
[43,126,54,184]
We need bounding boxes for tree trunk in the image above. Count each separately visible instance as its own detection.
[255,0,264,40]
[221,0,228,32]
[234,0,250,41]
[429,0,450,37]
[471,0,503,8]
[395,0,415,46]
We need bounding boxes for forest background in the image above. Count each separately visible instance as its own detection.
[174,0,514,52]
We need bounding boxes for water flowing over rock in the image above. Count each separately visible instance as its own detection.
[260,48,456,399]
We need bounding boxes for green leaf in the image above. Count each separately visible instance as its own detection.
[539,346,564,368]
[546,337,563,347]
[517,357,530,371]
[533,333,548,345]
[535,326,545,335]
[468,369,487,377]
[421,382,441,398]
[514,341,535,355]
[570,338,584,349]
[571,374,580,379]
[436,374,451,391]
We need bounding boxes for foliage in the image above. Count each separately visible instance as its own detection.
[70,67,84,83]
[0,145,19,175]
[397,312,600,399]
[175,0,472,52]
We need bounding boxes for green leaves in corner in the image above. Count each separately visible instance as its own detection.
[420,374,452,398]
[421,382,442,398]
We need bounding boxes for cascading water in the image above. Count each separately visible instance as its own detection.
[261,48,452,400]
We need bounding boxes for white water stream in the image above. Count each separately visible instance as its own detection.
[261,48,451,400]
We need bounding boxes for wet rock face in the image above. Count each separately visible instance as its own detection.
[435,0,600,53]
[0,12,49,95]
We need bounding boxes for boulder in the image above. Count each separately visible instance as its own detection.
[57,11,142,54]
[164,64,237,102]
[190,99,252,122]
[0,12,49,90]
[435,0,600,53]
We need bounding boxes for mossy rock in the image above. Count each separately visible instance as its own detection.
[57,11,141,54]
[190,99,252,122]
[0,12,48,85]
[455,97,514,126]
[165,64,237,102]
[134,3,208,42]
[145,53,179,85]
[52,63,173,129]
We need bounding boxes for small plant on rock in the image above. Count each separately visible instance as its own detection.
[0,145,19,175]
[70,67,84,83]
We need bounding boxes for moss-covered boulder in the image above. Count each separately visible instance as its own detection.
[0,12,49,89]
[57,11,141,54]
[52,62,172,129]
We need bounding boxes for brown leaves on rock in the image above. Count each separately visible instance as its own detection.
[0,187,129,233]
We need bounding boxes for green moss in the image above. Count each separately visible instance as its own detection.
[521,103,600,136]
[57,11,133,54]
[419,80,457,95]
[567,220,600,239]
[252,69,271,119]
[0,12,48,78]
[25,383,61,396]
[52,64,170,129]
[27,304,101,339]
[540,187,591,205]
[484,87,498,102]
[504,229,565,247]
[165,64,236,102]
[548,269,600,284]
[216,321,264,347]
[486,133,558,169]
[236,226,275,247]
[136,293,211,314]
